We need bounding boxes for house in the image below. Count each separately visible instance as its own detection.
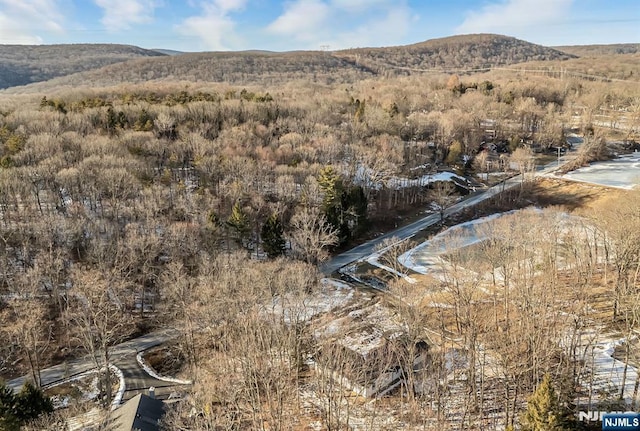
[103,393,166,431]
[312,301,429,398]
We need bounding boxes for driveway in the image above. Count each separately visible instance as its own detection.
[7,328,186,402]
[321,154,570,276]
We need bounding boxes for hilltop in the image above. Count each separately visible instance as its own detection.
[554,43,640,56]
[0,44,165,89]
[1,34,576,92]
[335,33,575,74]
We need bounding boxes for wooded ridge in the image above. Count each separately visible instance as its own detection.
[0,34,589,91]
[0,44,165,90]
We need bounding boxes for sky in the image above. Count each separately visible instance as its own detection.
[0,0,638,52]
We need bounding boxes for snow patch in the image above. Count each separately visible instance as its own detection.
[267,278,355,324]
[580,334,639,406]
[558,152,640,190]
[399,211,517,275]
[110,364,125,410]
[136,352,193,385]
[353,165,468,191]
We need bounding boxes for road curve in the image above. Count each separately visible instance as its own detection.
[321,154,569,276]
[7,328,183,397]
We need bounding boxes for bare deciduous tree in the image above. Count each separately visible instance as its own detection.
[289,206,338,265]
[65,268,132,406]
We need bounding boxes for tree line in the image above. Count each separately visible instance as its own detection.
[0,71,637,428]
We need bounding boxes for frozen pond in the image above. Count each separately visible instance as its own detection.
[561,151,640,190]
[398,211,516,275]
[398,209,583,276]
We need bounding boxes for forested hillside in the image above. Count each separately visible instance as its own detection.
[0,44,165,89]
[555,43,640,56]
[0,36,639,429]
[5,50,376,92]
[1,34,576,92]
[335,33,575,74]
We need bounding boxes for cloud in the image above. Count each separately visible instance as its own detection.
[457,0,574,34]
[267,0,330,38]
[337,6,414,48]
[94,0,160,31]
[0,0,64,44]
[214,0,246,11]
[330,0,392,13]
[176,0,248,51]
[266,0,415,49]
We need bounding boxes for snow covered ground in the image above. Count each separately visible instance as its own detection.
[353,165,468,191]
[398,211,514,276]
[395,208,640,407]
[576,329,639,407]
[136,352,192,385]
[267,278,356,324]
[559,151,640,190]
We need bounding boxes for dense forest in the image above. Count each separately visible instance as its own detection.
[554,43,640,56]
[0,44,165,90]
[0,36,639,430]
[0,34,580,92]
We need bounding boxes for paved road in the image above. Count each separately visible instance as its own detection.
[7,328,184,399]
[321,178,519,274]
[320,153,573,276]
[117,356,182,401]
[8,139,581,403]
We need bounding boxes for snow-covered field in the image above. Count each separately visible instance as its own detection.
[353,165,469,191]
[575,329,639,407]
[398,211,514,276]
[560,151,640,189]
[267,278,356,324]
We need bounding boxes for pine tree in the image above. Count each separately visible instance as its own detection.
[261,213,286,258]
[318,166,347,244]
[520,374,570,431]
[0,381,53,429]
[317,167,368,246]
[342,185,368,236]
[15,381,53,423]
[227,202,250,245]
[317,166,342,209]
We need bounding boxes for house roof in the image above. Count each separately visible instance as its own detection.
[104,393,165,431]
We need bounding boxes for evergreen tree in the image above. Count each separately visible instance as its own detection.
[0,381,53,429]
[520,374,570,431]
[15,381,53,423]
[317,166,342,209]
[227,202,250,245]
[317,167,368,246]
[318,166,347,244]
[0,382,19,431]
[261,213,286,258]
[342,185,368,236]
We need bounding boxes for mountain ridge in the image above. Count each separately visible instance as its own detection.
[1,34,634,92]
[0,44,165,89]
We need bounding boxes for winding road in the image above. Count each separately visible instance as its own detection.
[7,328,186,401]
[8,139,581,406]
[321,149,573,275]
